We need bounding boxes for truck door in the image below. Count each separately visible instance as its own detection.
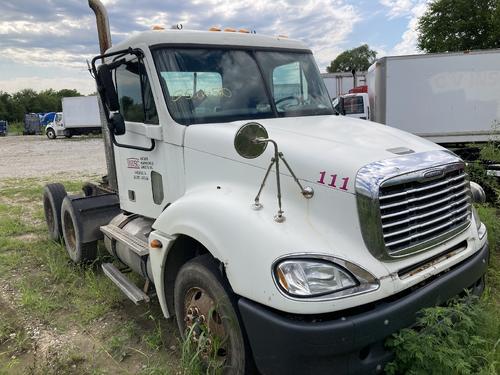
[112,56,169,218]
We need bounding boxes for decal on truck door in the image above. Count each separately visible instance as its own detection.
[127,157,154,181]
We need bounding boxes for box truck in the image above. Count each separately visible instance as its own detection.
[335,50,500,144]
[45,96,102,139]
[321,71,367,99]
[42,1,490,374]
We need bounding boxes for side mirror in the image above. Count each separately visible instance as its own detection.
[109,113,126,136]
[97,64,120,112]
[234,122,269,159]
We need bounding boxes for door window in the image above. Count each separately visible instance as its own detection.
[115,59,159,124]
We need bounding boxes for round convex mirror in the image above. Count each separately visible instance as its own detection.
[234,122,269,159]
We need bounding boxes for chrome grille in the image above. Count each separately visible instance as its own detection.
[378,166,471,256]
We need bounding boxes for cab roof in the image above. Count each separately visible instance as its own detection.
[109,29,310,53]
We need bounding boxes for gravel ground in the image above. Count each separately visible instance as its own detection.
[0,135,106,178]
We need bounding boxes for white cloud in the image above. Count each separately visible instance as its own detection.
[3,47,92,69]
[379,0,414,18]
[391,1,429,55]
[0,76,96,95]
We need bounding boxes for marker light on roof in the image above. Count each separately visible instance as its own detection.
[224,28,236,32]
[209,26,221,31]
[152,25,165,30]
[239,29,250,33]
[278,34,288,38]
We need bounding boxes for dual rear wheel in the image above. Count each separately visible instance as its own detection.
[43,186,250,373]
[43,183,97,263]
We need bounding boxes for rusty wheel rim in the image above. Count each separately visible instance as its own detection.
[184,287,229,362]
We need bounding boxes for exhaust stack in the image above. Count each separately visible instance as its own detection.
[88,0,118,192]
[88,0,112,54]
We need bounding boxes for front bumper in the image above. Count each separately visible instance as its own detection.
[238,242,489,375]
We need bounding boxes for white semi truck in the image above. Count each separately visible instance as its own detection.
[42,1,489,374]
[334,50,500,144]
[45,96,102,139]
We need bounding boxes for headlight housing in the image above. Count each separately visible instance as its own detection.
[273,257,379,299]
[472,205,487,240]
[470,182,487,240]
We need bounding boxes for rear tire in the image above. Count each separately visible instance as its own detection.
[43,183,67,240]
[46,128,56,139]
[60,197,97,263]
[174,255,247,375]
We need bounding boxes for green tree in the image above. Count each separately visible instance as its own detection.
[327,44,377,73]
[417,0,500,53]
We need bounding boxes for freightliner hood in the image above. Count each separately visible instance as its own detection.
[185,115,443,193]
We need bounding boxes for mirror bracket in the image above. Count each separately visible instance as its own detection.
[234,122,313,224]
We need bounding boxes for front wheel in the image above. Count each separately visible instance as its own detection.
[174,255,248,374]
[46,128,56,139]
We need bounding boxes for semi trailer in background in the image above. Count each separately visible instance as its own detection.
[45,96,102,139]
[321,71,367,99]
[23,113,42,135]
[334,50,500,145]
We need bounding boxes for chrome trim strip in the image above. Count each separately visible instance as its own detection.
[382,198,470,229]
[379,173,465,201]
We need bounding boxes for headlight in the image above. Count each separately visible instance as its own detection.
[274,259,358,297]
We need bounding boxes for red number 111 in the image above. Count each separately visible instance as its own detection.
[317,171,349,191]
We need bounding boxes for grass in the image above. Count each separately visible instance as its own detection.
[0,174,498,374]
[386,204,500,375]
[0,176,180,374]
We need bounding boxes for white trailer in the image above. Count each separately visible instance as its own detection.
[367,50,500,144]
[321,71,366,99]
[45,96,102,139]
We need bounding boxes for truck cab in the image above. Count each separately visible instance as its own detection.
[333,92,369,120]
[43,10,489,375]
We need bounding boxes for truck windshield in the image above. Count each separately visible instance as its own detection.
[152,47,333,125]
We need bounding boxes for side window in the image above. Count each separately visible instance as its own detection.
[115,59,159,124]
[272,62,308,105]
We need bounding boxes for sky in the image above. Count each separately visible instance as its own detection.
[0,0,430,95]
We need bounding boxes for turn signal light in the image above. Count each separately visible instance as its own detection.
[150,239,163,249]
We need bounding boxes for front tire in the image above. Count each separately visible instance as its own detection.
[46,128,56,139]
[60,197,97,263]
[174,255,247,374]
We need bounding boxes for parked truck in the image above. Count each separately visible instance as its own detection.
[321,71,366,99]
[334,50,500,144]
[0,120,7,136]
[23,113,42,135]
[42,1,489,374]
[45,96,102,139]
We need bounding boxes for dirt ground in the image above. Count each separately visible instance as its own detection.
[0,137,181,374]
[0,135,106,178]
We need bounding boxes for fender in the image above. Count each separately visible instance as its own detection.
[149,186,393,315]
